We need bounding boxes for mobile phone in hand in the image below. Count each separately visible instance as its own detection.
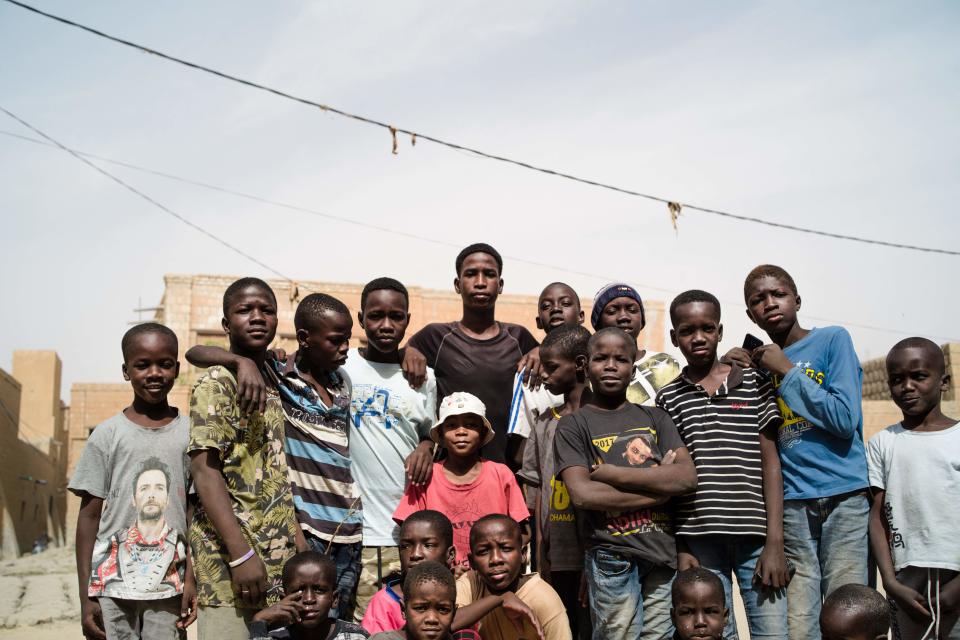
[742,334,764,351]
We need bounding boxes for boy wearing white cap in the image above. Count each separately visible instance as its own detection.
[393,392,530,575]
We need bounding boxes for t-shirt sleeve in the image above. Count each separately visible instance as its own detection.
[361,589,402,634]
[419,369,438,436]
[553,414,591,476]
[501,466,531,523]
[755,373,784,432]
[517,326,540,355]
[651,408,686,454]
[866,431,888,490]
[188,368,238,456]
[507,372,532,438]
[518,421,541,487]
[68,422,111,498]
[455,572,477,608]
[406,325,444,368]
[392,477,429,524]
[538,591,574,640]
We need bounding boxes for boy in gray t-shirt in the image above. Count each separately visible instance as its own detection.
[69,323,195,640]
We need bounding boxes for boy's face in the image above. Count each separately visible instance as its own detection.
[404,579,456,640]
[399,521,456,572]
[222,285,278,353]
[587,333,636,397]
[745,275,800,334]
[359,289,409,356]
[540,346,582,396]
[298,310,353,372]
[286,563,338,629]
[598,296,644,339]
[468,520,523,594]
[536,284,583,333]
[671,581,728,640]
[122,332,180,405]
[455,252,502,311]
[820,608,886,640]
[670,301,723,368]
[886,345,949,417]
[440,414,484,458]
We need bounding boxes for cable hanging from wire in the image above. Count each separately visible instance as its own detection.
[2,125,957,344]
[2,0,957,258]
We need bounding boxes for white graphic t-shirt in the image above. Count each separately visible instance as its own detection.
[344,349,437,546]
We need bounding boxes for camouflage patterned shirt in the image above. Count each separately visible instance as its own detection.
[188,366,299,609]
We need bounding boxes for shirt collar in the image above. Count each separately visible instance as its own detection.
[679,361,744,393]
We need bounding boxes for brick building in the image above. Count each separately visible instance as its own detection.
[65,273,668,537]
[0,351,69,558]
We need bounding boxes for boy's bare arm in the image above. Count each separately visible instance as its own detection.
[869,487,930,621]
[588,447,697,496]
[178,499,199,629]
[190,449,268,608]
[185,345,268,415]
[755,425,789,588]
[76,493,106,640]
[453,592,544,639]
[560,466,667,512]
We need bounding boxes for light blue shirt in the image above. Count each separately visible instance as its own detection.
[774,326,868,500]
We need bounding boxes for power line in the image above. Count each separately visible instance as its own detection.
[3,126,957,343]
[3,0,957,258]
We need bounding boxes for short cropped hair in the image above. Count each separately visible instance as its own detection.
[281,551,337,592]
[888,337,945,374]
[672,567,725,604]
[669,289,722,326]
[401,510,454,548]
[455,243,503,276]
[294,293,351,332]
[743,265,798,301]
[541,324,591,361]
[402,560,456,601]
[821,584,890,637]
[540,282,582,308]
[131,456,171,495]
[222,277,276,316]
[361,277,409,311]
[121,322,178,360]
[469,514,520,549]
[587,327,638,360]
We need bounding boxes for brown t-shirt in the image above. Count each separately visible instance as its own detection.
[408,322,539,463]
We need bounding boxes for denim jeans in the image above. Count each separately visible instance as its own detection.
[783,491,869,640]
[584,547,674,640]
[683,535,788,640]
[306,535,363,620]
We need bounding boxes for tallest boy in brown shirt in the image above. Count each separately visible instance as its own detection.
[403,243,539,469]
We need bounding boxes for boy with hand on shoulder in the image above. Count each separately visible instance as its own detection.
[456,515,559,640]
[188,292,364,621]
[555,327,697,639]
[363,511,456,634]
[345,278,438,621]
[393,393,530,577]
[724,265,869,639]
[518,324,592,639]
[818,584,890,640]
[403,243,539,469]
[71,323,196,640]
[507,282,584,440]
[656,290,788,639]
[867,338,960,639]
[670,568,729,640]
[369,561,462,640]
[188,278,301,638]
[250,551,369,640]
[591,283,681,407]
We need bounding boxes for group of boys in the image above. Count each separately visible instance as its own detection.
[69,242,958,640]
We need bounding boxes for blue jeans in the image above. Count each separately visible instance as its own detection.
[584,548,674,640]
[684,535,788,640]
[306,535,363,620]
[783,491,869,640]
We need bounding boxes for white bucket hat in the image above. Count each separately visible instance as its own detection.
[430,391,495,446]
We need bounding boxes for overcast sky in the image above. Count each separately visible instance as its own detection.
[2,1,958,401]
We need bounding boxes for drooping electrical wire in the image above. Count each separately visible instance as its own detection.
[2,0,957,257]
[3,126,957,343]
